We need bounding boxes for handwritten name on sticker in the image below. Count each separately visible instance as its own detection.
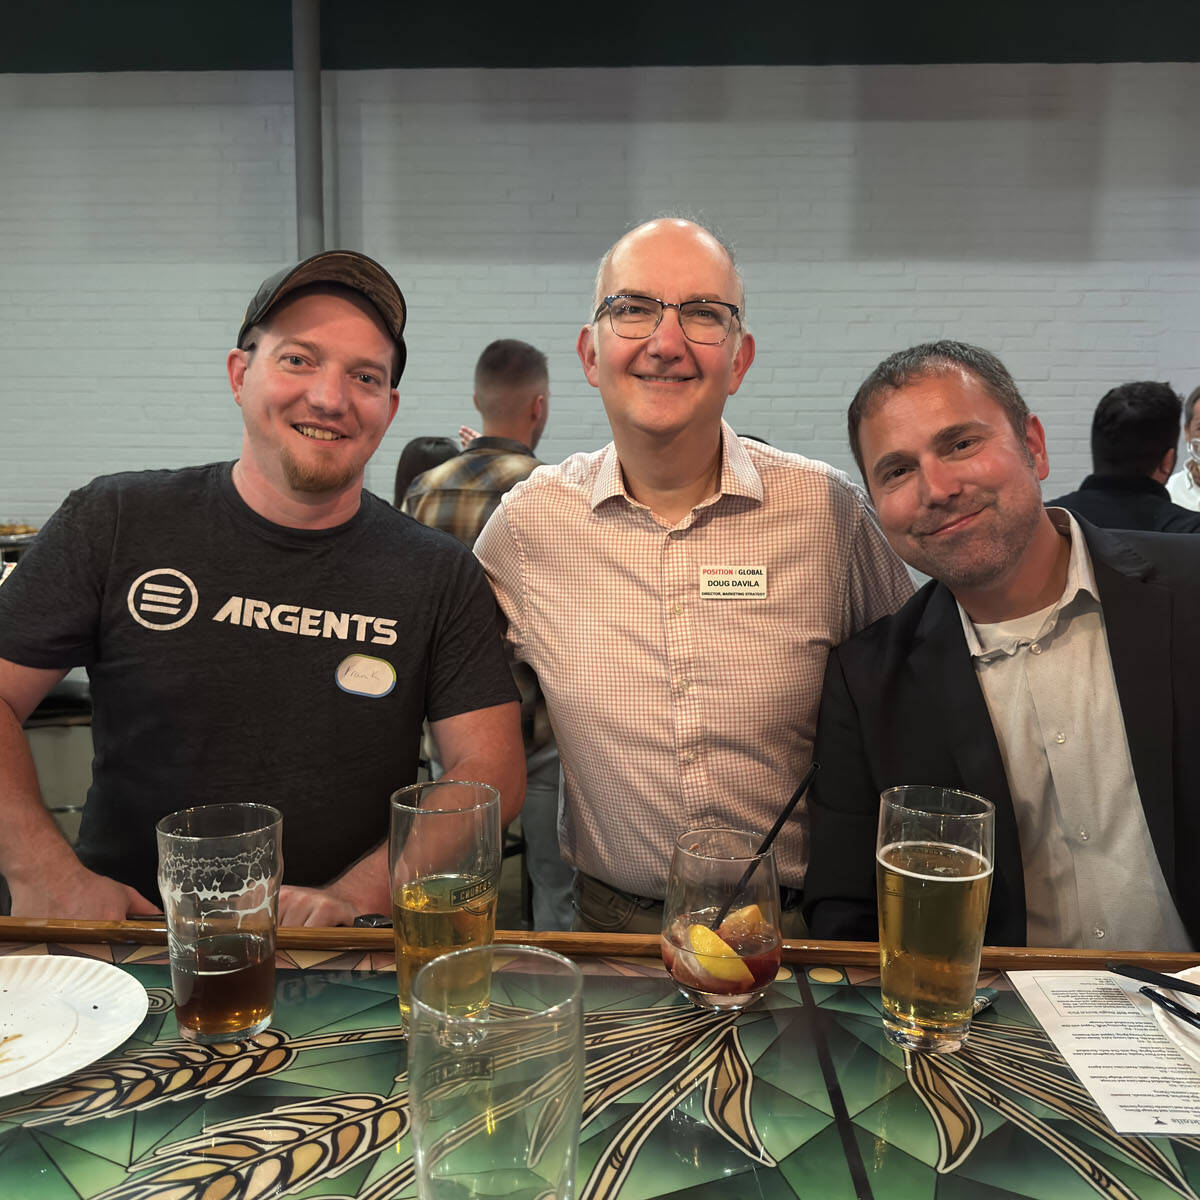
[335,654,397,698]
[699,565,767,599]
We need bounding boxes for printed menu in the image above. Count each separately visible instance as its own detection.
[1009,971,1200,1134]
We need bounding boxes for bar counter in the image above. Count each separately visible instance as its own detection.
[1,917,1198,1199]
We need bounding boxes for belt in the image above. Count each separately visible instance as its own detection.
[578,873,661,909]
[580,872,804,913]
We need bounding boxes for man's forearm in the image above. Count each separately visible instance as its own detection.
[440,751,526,831]
[329,749,525,919]
[325,841,392,915]
[295,746,525,926]
[0,698,82,888]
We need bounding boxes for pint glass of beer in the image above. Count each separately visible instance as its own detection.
[389,780,501,1027]
[156,803,283,1043]
[876,786,994,1053]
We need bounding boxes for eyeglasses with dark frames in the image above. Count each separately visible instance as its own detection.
[593,294,741,345]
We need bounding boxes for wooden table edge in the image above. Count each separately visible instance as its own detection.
[0,917,1197,972]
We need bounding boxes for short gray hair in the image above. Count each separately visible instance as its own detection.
[848,340,1030,477]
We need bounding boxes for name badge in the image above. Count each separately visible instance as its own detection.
[699,565,767,599]
[335,654,396,697]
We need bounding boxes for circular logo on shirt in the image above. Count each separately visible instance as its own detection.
[127,569,199,631]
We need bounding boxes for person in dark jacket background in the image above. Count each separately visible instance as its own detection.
[1046,380,1200,533]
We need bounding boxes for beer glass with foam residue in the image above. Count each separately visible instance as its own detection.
[156,803,282,1042]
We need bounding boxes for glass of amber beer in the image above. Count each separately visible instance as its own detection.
[876,786,994,1053]
[156,803,283,1043]
[389,781,501,1028]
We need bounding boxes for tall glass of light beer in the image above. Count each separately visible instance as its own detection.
[156,803,283,1042]
[876,786,994,1053]
[390,780,502,1028]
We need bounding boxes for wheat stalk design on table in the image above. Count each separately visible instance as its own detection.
[905,1022,1200,1200]
[6,974,1197,1200]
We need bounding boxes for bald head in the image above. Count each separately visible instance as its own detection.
[591,218,747,319]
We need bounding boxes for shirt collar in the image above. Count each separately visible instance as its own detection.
[466,436,534,456]
[958,508,1100,660]
[590,421,764,512]
[719,422,766,502]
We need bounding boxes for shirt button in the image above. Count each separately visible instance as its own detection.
[681,749,697,764]
[673,679,689,694]
[1079,828,1089,842]
[1093,926,1106,940]
[1030,643,1042,654]
[1055,732,1066,744]
[672,603,685,616]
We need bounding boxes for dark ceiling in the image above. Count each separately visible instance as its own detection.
[7,0,1200,72]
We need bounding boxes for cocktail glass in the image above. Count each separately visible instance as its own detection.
[660,827,782,1011]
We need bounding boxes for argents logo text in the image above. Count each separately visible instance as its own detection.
[212,596,398,646]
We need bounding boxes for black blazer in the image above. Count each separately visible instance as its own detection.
[802,520,1200,948]
[1045,475,1200,534]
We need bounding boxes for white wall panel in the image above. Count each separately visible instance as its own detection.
[2,63,1199,521]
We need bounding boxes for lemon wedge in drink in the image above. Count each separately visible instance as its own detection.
[717,904,765,942]
[687,924,754,986]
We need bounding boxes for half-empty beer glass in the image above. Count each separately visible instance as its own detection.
[876,786,994,1053]
[156,803,282,1042]
[390,780,501,1027]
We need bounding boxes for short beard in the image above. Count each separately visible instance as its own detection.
[279,446,360,495]
[901,491,1043,595]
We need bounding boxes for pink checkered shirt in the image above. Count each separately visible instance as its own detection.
[475,424,914,897]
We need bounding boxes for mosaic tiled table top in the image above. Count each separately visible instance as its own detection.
[2,939,1199,1199]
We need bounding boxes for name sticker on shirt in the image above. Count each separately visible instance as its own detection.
[335,654,396,698]
[699,565,767,599]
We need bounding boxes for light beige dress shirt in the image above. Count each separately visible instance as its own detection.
[475,423,914,897]
[961,509,1192,951]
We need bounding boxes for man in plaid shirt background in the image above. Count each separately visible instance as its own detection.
[403,340,574,928]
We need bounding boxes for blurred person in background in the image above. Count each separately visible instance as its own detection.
[404,339,573,930]
[1046,381,1200,532]
[1166,384,1200,512]
[393,435,458,508]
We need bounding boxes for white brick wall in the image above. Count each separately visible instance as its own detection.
[3,62,1199,523]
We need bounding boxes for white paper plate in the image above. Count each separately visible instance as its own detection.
[1149,965,1200,1067]
[0,956,149,1096]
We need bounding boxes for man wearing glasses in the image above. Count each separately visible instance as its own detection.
[475,217,912,932]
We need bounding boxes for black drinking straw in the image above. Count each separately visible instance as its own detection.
[708,761,820,932]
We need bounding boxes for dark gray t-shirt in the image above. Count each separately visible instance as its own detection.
[0,463,517,902]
